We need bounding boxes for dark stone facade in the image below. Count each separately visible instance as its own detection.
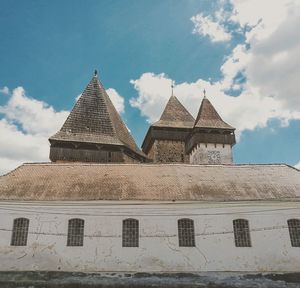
[148,139,189,163]
[49,143,142,163]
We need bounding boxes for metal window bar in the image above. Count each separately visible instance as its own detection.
[233,219,251,247]
[122,218,139,247]
[67,218,84,247]
[288,219,300,247]
[11,218,29,246]
[178,218,195,247]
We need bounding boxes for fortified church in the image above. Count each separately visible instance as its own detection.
[0,71,300,273]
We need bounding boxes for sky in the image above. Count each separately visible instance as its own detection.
[0,0,300,175]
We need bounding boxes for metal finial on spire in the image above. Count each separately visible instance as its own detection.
[171,80,175,96]
[203,88,206,98]
[94,69,98,77]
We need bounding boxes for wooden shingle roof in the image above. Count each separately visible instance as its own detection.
[194,97,234,130]
[49,74,144,157]
[152,96,195,129]
[0,163,299,201]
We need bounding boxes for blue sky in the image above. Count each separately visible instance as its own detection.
[0,0,300,174]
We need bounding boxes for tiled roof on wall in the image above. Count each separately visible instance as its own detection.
[0,163,299,201]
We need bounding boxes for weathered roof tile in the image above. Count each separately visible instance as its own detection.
[0,163,299,201]
[49,75,144,156]
[152,96,195,129]
[194,97,234,130]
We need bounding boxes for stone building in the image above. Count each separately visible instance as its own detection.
[49,71,146,164]
[0,71,300,277]
[142,94,194,163]
[186,95,236,165]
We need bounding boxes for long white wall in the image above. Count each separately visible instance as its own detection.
[0,201,299,272]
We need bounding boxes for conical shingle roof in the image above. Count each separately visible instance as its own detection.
[49,74,144,156]
[194,97,234,130]
[152,95,195,128]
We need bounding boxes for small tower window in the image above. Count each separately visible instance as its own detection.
[67,218,84,247]
[11,218,29,246]
[288,219,300,247]
[122,218,139,247]
[233,219,251,247]
[178,218,195,247]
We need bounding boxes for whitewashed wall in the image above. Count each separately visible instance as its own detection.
[190,143,233,164]
[0,201,299,272]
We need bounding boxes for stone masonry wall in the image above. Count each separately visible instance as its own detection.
[149,140,189,163]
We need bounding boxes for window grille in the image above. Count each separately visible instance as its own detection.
[122,218,139,247]
[178,218,195,247]
[233,219,251,247]
[288,219,300,247]
[11,218,29,246]
[67,218,84,247]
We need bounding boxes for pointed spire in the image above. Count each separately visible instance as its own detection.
[94,69,98,77]
[152,95,195,129]
[171,80,174,97]
[50,72,144,157]
[194,96,234,130]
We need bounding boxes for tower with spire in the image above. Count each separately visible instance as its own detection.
[49,71,147,163]
[142,91,195,163]
[186,93,236,164]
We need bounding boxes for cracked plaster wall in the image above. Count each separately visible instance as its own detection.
[0,201,299,272]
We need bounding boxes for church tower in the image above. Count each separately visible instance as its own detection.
[186,94,236,164]
[49,71,146,163]
[142,94,194,163]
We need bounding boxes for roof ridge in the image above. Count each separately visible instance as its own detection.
[20,162,290,168]
[0,163,26,178]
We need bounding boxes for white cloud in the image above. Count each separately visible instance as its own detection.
[106,88,125,114]
[191,13,232,42]
[0,85,126,175]
[0,119,49,175]
[130,0,300,140]
[226,0,300,111]
[295,162,300,170]
[0,87,68,175]
[130,73,173,122]
[129,73,300,139]
[0,87,68,136]
[0,86,9,95]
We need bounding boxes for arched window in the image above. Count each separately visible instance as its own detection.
[178,218,195,247]
[11,218,29,246]
[288,219,300,247]
[122,218,139,247]
[233,219,251,247]
[67,218,84,247]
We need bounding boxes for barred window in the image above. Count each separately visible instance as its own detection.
[233,219,251,247]
[288,219,300,247]
[122,218,139,247]
[11,218,29,246]
[178,218,195,247]
[67,218,84,247]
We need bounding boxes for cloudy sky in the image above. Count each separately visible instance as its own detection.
[0,0,300,175]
